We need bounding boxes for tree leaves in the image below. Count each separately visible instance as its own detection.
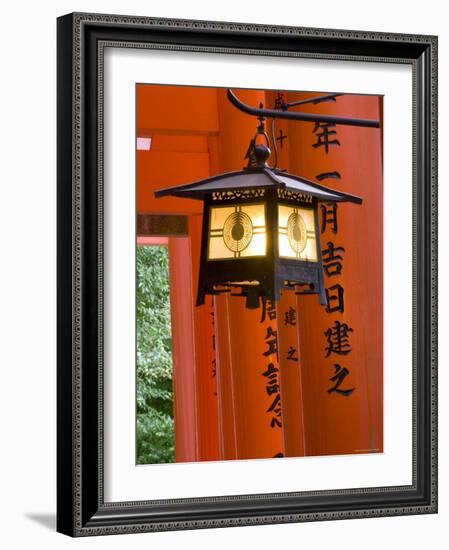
[136,246,175,464]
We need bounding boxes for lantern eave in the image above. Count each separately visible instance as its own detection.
[267,169,363,204]
[154,168,273,200]
[154,166,362,205]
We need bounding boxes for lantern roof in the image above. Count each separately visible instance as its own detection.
[154,166,362,204]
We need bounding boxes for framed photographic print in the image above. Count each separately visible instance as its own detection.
[57,12,438,536]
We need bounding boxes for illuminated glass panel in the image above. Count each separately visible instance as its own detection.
[208,203,266,260]
[278,204,318,261]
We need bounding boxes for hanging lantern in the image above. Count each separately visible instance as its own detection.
[155,124,362,309]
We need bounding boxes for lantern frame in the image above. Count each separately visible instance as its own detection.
[56,12,437,537]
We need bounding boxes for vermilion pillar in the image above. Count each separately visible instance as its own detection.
[265,92,307,457]
[168,237,198,462]
[287,92,383,456]
[211,88,284,460]
[190,215,220,461]
[277,292,306,456]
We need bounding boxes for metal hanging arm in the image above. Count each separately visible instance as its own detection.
[281,92,344,109]
[227,89,380,128]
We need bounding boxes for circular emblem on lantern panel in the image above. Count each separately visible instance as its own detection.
[223,211,253,252]
[287,212,307,254]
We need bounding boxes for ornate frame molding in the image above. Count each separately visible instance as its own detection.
[57,12,437,536]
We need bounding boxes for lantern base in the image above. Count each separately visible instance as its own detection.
[196,269,327,309]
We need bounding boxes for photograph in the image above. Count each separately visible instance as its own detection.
[135,84,383,465]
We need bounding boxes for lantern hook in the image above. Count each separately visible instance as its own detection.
[244,105,272,168]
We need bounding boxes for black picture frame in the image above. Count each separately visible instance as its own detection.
[57,12,438,536]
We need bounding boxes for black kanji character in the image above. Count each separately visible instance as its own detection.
[322,241,345,277]
[276,129,288,149]
[312,121,341,154]
[284,306,297,326]
[324,320,353,357]
[260,297,277,323]
[328,364,355,396]
[286,346,299,362]
[321,203,338,234]
[325,284,345,314]
[263,326,278,358]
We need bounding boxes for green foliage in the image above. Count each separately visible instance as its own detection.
[136,246,175,464]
